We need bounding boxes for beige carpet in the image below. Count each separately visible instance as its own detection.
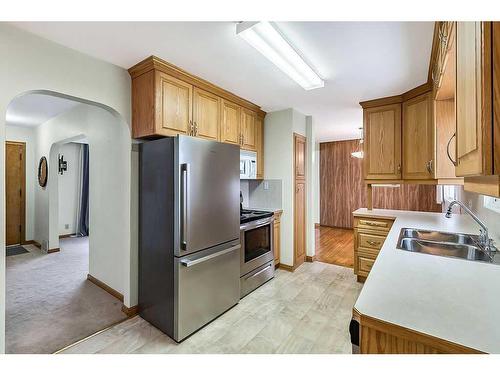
[6,237,127,354]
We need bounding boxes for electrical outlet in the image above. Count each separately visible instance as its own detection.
[263,181,269,190]
[484,196,500,213]
[65,224,69,230]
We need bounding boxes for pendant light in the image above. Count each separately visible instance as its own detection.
[351,127,364,159]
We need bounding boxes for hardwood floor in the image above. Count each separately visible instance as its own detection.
[59,262,362,354]
[315,226,354,268]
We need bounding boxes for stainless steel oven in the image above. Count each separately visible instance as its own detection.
[240,215,274,297]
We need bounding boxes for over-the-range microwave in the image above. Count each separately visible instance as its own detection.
[240,150,257,179]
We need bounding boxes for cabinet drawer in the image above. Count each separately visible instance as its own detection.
[358,257,375,275]
[355,217,393,232]
[358,232,386,250]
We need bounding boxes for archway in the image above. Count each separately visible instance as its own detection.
[4,90,133,353]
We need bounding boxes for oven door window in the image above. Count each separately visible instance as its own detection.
[244,225,270,262]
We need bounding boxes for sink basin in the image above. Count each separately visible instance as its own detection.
[399,228,478,246]
[397,228,499,265]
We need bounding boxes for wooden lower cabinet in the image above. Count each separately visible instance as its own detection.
[273,210,282,266]
[353,215,394,282]
[356,312,482,354]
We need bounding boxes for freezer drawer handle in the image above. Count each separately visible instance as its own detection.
[181,245,241,267]
[245,264,272,280]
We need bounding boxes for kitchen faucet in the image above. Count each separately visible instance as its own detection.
[445,200,496,253]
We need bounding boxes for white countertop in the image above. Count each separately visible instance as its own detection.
[353,208,500,353]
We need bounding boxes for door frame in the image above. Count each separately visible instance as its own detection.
[293,133,307,269]
[6,141,26,245]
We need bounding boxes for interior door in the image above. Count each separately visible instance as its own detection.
[6,142,25,246]
[193,87,220,141]
[294,134,306,269]
[158,72,193,136]
[177,136,240,256]
[220,99,241,145]
[364,104,402,179]
[402,92,434,179]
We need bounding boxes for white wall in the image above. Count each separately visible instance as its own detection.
[58,142,82,236]
[313,141,320,224]
[0,23,132,353]
[264,108,314,266]
[305,116,316,257]
[5,125,36,241]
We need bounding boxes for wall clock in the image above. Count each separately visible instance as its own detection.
[38,156,48,187]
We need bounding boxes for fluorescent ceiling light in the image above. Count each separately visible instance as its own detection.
[237,22,324,90]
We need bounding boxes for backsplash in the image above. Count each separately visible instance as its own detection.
[240,179,282,210]
[463,191,500,243]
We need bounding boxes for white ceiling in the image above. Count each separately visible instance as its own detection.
[6,92,80,128]
[10,22,434,141]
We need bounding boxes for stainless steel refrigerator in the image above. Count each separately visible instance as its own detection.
[139,135,240,342]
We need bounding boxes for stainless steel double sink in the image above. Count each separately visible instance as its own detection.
[397,228,500,265]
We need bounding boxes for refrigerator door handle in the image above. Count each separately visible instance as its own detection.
[180,245,241,267]
[180,163,189,250]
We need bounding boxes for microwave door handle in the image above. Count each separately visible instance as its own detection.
[180,163,189,250]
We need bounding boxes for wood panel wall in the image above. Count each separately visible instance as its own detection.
[320,140,442,229]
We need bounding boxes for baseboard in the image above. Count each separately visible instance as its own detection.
[279,264,295,272]
[357,275,367,283]
[306,255,316,262]
[122,304,139,317]
[47,247,60,253]
[314,223,320,228]
[23,240,41,249]
[59,233,76,239]
[87,274,124,302]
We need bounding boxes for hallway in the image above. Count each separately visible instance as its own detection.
[315,226,354,268]
[6,237,126,353]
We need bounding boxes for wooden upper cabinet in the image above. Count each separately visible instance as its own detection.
[220,99,241,145]
[241,108,257,151]
[363,104,402,180]
[157,72,193,136]
[255,116,264,179]
[193,87,220,141]
[129,56,266,139]
[402,92,435,179]
[455,22,491,177]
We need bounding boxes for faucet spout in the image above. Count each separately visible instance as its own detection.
[445,200,495,253]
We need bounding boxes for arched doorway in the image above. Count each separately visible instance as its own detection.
[4,90,133,353]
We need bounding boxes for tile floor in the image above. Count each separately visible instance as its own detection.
[60,261,362,354]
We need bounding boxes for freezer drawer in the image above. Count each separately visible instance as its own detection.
[174,241,240,341]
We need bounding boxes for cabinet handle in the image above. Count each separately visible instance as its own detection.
[189,120,194,136]
[366,240,381,246]
[446,133,458,167]
[426,160,434,174]
[194,121,198,136]
[362,221,385,227]
[397,164,401,174]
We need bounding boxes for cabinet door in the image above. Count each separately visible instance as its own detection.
[255,116,264,179]
[294,181,306,268]
[456,22,487,176]
[294,133,306,180]
[220,99,241,145]
[364,104,402,180]
[157,72,192,136]
[273,220,280,265]
[403,92,435,179]
[193,87,220,141]
[241,108,257,151]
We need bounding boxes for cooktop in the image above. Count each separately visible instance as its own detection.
[240,209,273,224]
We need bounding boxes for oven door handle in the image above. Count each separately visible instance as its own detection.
[240,217,274,231]
[180,245,240,267]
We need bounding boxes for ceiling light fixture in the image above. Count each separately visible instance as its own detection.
[351,127,364,159]
[236,22,324,91]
